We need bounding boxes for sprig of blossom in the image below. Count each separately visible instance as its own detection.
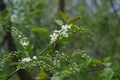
[12,27,29,47]
[0,53,12,71]
[50,24,71,44]
[19,37,29,46]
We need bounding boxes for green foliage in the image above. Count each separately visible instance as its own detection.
[36,68,49,80]
[59,10,67,23]
[67,16,81,24]
[32,28,49,34]
[55,19,64,26]
[0,53,12,71]
[0,0,120,80]
[102,68,114,79]
[0,10,117,80]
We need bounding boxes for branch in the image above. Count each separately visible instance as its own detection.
[5,69,19,80]
[5,43,52,80]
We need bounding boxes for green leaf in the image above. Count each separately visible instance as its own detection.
[36,68,49,80]
[10,62,19,66]
[51,74,61,80]
[59,10,67,22]
[103,68,114,79]
[62,37,75,42]
[0,74,8,79]
[103,57,111,62]
[92,59,102,64]
[103,62,112,67]
[68,16,81,24]
[55,19,64,26]
[51,75,61,80]
[25,45,33,52]
[32,28,49,34]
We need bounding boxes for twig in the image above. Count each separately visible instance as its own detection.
[5,68,19,80]
[6,23,62,80]
[5,43,52,80]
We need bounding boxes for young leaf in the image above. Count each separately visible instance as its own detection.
[55,19,64,26]
[92,59,102,64]
[59,10,67,22]
[32,28,49,34]
[67,16,81,24]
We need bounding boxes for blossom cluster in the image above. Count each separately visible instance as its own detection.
[19,37,29,46]
[12,27,29,46]
[21,56,37,62]
[50,24,71,44]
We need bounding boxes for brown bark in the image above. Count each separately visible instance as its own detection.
[0,0,6,12]
[0,0,32,80]
[59,0,65,12]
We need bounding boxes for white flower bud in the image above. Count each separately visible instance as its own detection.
[33,56,37,60]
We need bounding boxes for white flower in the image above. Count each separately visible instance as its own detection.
[61,31,68,37]
[54,30,61,33]
[21,57,31,62]
[18,35,22,38]
[50,24,71,44]
[61,24,71,31]
[61,24,71,37]
[50,33,58,44]
[20,41,29,46]
[20,37,29,46]
[33,56,37,60]
[10,14,18,23]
